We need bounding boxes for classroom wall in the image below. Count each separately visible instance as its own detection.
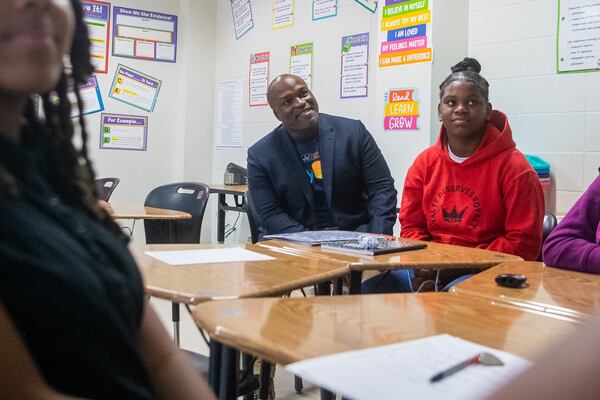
[211,0,468,242]
[469,0,600,215]
[86,0,216,242]
[211,0,377,242]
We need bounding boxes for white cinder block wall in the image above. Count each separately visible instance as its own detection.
[469,0,600,214]
[210,0,469,242]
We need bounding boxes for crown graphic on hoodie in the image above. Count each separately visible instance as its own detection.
[442,206,467,223]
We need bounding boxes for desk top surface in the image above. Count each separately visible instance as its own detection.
[132,243,348,305]
[192,292,580,365]
[208,184,248,194]
[256,239,521,270]
[110,206,192,220]
[451,261,600,320]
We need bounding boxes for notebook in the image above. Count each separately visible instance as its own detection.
[262,230,380,246]
[321,237,426,255]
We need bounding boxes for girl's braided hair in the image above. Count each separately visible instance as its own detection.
[0,0,126,239]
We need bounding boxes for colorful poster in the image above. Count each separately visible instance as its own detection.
[231,0,254,40]
[82,0,110,73]
[215,79,244,148]
[273,0,294,29]
[313,0,337,20]
[354,0,378,13]
[341,33,369,98]
[290,42,314,88]
[113,6,178,62]
[378,0,432,68]
[383,87,420,131]
[70,75,104,118]
[249,52,270,107]
[100,113,148,151]
[557,0,600,72]
[109,64,162,112]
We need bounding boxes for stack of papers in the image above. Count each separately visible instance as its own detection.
[286,334,531,400]
[144,247,275,266]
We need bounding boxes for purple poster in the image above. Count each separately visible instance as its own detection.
[112,6,178,63]
[340,33,369,98]
[100,113,149,151]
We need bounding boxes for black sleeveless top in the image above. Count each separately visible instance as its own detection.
[0,129,154,399]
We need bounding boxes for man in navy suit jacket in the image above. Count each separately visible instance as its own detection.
[247,74,397,237]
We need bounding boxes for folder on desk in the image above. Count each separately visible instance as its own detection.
[263,230,380,246]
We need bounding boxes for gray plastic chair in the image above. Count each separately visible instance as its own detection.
[95,177,120,202]
[245,190,262,244]
[143,182,210,244]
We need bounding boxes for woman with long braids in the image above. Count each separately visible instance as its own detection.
[0,1,214,398]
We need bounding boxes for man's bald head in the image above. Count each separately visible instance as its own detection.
[267,74,304,107]
[266,74,319,139]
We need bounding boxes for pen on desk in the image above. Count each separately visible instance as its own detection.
[430,353,504,383]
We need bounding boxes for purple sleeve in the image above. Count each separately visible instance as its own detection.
[542,175,600,273]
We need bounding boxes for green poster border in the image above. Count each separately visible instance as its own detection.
[108,64,162,112]
[556,0,600,74]
[289,42,314,89]
[354,0,377,14]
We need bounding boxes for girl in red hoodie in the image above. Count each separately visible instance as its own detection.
[364,58,544,293]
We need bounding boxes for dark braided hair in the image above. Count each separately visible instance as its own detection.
[439,57,489,101]
[0,0,126,240]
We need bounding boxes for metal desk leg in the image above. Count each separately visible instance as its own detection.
[333,277,343,295]
[172,302,180,346]
[219,345,239,400]
[294,375,304,394]
[242,354,254,400]
[320,388,335,400]
[349,270,363,295]
[217,193,226,243]
[259,361,273,399]
[297,280,334,396]
[316,281,331,296]
[169,219,179,243]
[209,340,223,393]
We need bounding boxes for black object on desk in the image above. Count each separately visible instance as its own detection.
[495,273,528,288]
[224,163,247,185]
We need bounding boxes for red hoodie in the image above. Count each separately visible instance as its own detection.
[400,110,544,260]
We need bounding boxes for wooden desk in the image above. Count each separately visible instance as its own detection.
[208,184,248,243]
[193,293,581,399]
[133,242,349,389]
[257,239,521,293]
[110,206,192,220]
[451,261,600,320]
[132,243,349,305]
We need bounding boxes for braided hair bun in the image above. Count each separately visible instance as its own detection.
[439,57,489,101]
[451,57,481,74]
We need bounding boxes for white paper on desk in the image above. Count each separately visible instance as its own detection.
[286,334,531,400]
[144,248,275,266]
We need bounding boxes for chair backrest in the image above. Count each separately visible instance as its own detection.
[143,182,210,244]
[244,190,260,244]
[543,211,558,242]
[95,177,120,202]
[537,211,558,261]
